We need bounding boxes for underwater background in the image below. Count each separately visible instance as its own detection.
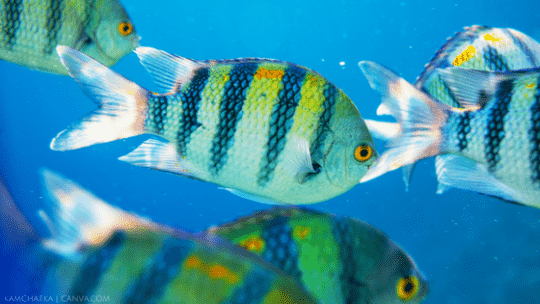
[1,0,540,303]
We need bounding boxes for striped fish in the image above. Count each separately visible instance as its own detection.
[359,61,540,208]
[9,170,319,304]
[207,207,429,304]
[0,0,139,74]
[365,26,540,189]
[50,46,377,205]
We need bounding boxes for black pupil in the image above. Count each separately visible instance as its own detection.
[123,24,130,32]
[404,281,414,293]
[360,147,369,157]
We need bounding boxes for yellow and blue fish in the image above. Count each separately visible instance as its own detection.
[0,0,139,74]
[207,207,429,304]
[6,170,319,304]
[50,46,377,204]
[365,26,540,189]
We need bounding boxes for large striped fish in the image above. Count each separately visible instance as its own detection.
[359,61,540,208]
[0,0,139,74]
[50,46,377,205]
[365,26,540,189]
[207,207,429,304]
[7,170,318,304]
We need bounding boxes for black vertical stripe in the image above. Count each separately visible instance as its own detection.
[529,77,540,186]
[68,231,125,300]
[209,62,258,175]
[176,67,209,156]
[332,218,366,303]
[456,112,472,151]
[310,82,336,162]
[44,0,63,54]
[485,80,514,171]
[222,268,273,304]
[504,29,539,67]
[261,217,302,280]
[147,95,168,135]
[122,238,193,304]
[2,0,23,50]
[483,45,510,71]
[258,65,307,186]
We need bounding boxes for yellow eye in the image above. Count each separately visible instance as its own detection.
[354,145,372,162]
[397,275,419,301]
[118,22,133,36]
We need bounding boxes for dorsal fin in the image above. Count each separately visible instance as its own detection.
[134,46,207,93]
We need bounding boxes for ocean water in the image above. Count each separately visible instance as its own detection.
[1,0,540,303]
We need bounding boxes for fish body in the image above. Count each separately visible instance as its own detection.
[0,0,139,74]
[365,26,540,188]
[9,170,318,304]
[360,61,540,208]
[51,46,377,204]
[207,207,429,304]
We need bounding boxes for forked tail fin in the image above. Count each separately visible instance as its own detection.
[358,61,452,182]
[51,46,150,151]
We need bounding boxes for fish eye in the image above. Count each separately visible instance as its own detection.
[396,275,419,301]
[354,144,372,162]
[118,22,133,36]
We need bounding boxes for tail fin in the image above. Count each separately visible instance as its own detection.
[358,61,452,183]
[51,46,150,151]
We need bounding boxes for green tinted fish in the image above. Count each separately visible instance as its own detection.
[11,170,318,304]
[0,0,139,74]
[359,61,540,208]
[365,25,540,189]
[50,46,377,204]
[207,207,429,304]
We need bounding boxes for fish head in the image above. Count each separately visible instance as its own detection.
[365,240,429,304]
[84,0,140,66]
[321,114,377,191]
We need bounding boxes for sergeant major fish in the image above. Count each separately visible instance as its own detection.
[50,46,377,204]
[364,26,540,189]
[207,207,429,304]
[359,61,540,209]
[0,0,139,74]
[7,169,319,304]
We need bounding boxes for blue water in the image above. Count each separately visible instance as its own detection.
[1,0,540,303]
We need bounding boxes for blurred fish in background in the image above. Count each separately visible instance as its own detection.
[4,170,318,304]
[49,45,377,205]
[365,25,540,190]
[0,0,139,74]
[207,207,429,304]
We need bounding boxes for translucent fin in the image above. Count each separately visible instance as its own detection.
[358,61,452,183]
[218,188,285,205]
[285,136,318,182]
[52,46,149,151]
[401,164,415,192]
[134,46,206,93]
[39,169,151,259]
[118,138,202,179]
[437,67,508,109]
[364,119,401,141]
[435,155,529,204]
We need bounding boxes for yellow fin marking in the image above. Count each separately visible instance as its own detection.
[293,226,311,240]
[185,255,201,268]
[239,235,265,253]
[484,33,500,43]
[255,68,284,80]
[453,45,477,66]
[526,83,534,88]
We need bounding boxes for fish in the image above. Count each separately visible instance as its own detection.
[207,207,429,304]
[50,45,377,205]
[5,169,319,304]
[0,0,139,75]
[364,26,540,189]
[359,60,540,208]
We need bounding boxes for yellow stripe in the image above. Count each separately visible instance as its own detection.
[289,71,326,139]
[184,64,233,175]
